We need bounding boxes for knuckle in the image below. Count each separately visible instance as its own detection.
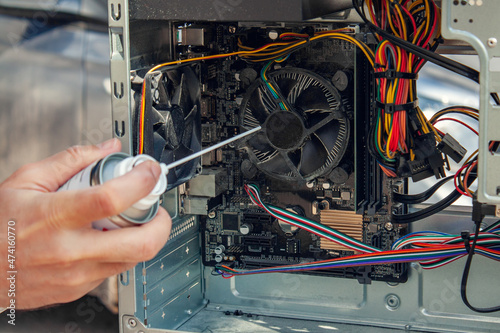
[65,145,86,161]
[64,273,87,288]
[51,242,78,266]
[15,162,37,178]
[44,202,66,230]
[63,145,95,169]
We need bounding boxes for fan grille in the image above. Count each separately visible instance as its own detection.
[241,68,349,182]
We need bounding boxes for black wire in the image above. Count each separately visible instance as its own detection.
[461,220,500,313]
[393,168,476,224]
[393,175,453,204]
[352,0,480,83]
[392,186,462,224]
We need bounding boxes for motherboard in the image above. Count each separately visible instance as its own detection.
[144,23,408,283]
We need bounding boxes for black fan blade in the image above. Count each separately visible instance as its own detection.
[181,106,195,148]
[288,148,302,167]
[315,122,341,151]
[305,109,332,130]
[275,76,298,103]
[153,132,167,162]
[246,87,272,124]
[171,73,191,113]
[157,74,172,108]
[299,134,329,175]
[170,67,200,117]
[248,132,274,155]
[295,86,331,112]
[259,153,291,175]
[173,144,194,170]
[151,106,166,124]
[162,106,185,149]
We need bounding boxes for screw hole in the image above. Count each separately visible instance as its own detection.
[113,82,124,99]
[111,3,122,21]
[115,120,125,137]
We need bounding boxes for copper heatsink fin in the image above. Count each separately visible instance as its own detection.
[319,209,364,253]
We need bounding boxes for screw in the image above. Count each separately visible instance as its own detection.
[208,211,216,219]
[385,294,401,310]
[384,222,394,231]
[215,306,221,310]
[228,26,236,34]
[488,38,497,48]
[186,309,193,315]
[405,324,411,330]
[128,318,137,327]
[496,208,500,216]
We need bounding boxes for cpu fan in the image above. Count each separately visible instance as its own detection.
[240,68,349,182]
[147,66,201,190]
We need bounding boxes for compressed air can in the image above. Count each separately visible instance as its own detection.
[59,152,164,230]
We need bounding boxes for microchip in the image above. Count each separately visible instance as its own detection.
[286,239,300,254]
[341,191,351,201]
[209,235,218,243]
[223,213,239,231]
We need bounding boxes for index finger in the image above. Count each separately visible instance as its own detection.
[6,139,121,192]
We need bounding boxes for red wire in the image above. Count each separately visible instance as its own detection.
[432,118,479,136]
[454,162,473,197]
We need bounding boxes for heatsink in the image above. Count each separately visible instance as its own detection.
[319,209,363,253]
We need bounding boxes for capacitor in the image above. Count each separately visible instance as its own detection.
[239,223,252,235]
[306,180,316,189]
[241,159,258,179]
[331,70,352,92]
[268,30,279,40]
[237,68,258,89]
[214,245,226,255]
[328,164,351,184]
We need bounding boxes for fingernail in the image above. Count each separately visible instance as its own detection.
[149,161,161,180]
[97,138,118,150]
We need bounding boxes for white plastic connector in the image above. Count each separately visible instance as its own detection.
[114,155,169,211]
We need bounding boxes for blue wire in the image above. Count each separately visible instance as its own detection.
[261,60,286,110]
[392,230,449,249]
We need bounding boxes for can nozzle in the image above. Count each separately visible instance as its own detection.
[113,126,261,212]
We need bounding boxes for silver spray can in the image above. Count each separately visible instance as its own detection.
[59,152,167,230]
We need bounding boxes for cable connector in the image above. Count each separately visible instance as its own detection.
[461,231,471,254]
[437,133,467,163]
[399,134,445,182]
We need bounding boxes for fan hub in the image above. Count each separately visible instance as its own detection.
[264,110,304,150]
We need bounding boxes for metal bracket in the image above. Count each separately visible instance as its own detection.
[442,0,500,205]
[108,0,133,153]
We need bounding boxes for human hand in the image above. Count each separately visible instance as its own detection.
[0,139,171,310]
